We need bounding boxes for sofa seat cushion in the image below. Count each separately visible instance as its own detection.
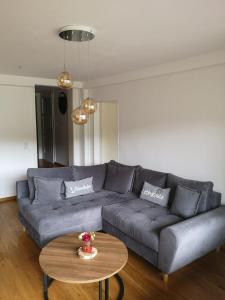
[19,190,132,237]
[102,199,182,252]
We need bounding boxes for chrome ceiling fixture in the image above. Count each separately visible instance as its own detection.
[58,25,97,125]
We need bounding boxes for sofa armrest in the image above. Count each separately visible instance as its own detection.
[16,180,29,200]
[158,206,225,274]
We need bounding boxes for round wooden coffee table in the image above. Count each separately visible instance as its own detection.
[39,232,128,300]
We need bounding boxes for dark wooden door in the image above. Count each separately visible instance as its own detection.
[41,94,54,163]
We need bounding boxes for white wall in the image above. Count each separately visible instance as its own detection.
[92,64,225,201]
[100,102,118,163]
[0,86,37,197]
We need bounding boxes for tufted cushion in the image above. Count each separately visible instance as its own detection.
[102,199,182,252]
[19,190,131,237]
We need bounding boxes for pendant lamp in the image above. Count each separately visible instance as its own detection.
[57,42,73,89]
[58,25,97,124]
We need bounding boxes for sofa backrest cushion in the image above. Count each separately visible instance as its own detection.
[133,166,167,195]
[104,163,135,193]
[32,177,63,204]
[209,191,222,209]
[108,160,140,190]
[167,173,213,213]
[27,167,73,200]
[72,164,106,192]
[108,160,140,169]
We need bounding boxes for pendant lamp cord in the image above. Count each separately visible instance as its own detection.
[87,39,90,97]
[77,41,81,106]
[63,40,66,71]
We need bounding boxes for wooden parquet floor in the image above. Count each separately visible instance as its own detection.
[1,200,225,300]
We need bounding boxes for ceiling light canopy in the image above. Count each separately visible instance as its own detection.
[59,25,96,42]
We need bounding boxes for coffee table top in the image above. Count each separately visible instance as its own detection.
[39,232,128,284]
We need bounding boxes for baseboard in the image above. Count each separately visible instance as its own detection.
[0,196,16,203]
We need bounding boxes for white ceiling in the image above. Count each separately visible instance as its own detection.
[1,0,225,81]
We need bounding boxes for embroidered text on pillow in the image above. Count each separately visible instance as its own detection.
[140,181,171,207]
[69,184,92,194]
[142,188,164,200]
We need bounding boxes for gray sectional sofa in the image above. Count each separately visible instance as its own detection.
[16,160,225,278]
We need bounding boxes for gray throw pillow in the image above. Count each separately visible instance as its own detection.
[27,167,73,200]
[33,177,63,204]
[64,177,94,198]
[104,164,135,194]
[167,173,213,213]
[140,182,170,207]
[170,185,201,218]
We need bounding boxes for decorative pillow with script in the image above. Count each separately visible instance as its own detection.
[140,181,171,207]
[64,177,94,198]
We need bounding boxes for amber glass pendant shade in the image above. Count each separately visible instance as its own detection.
[81,97,97,114]
[57,71,73,89]
[71,107,89,125]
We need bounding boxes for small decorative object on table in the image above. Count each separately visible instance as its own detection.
[77,232,98,259]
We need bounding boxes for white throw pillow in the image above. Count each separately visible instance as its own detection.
[64,177,94,198]
[140,181,170,207]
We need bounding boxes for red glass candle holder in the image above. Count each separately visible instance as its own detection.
[82,240,92,253]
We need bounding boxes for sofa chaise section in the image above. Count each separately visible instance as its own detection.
[17,178,137,247]
[102,199,182,253]
[102,198,182,267]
